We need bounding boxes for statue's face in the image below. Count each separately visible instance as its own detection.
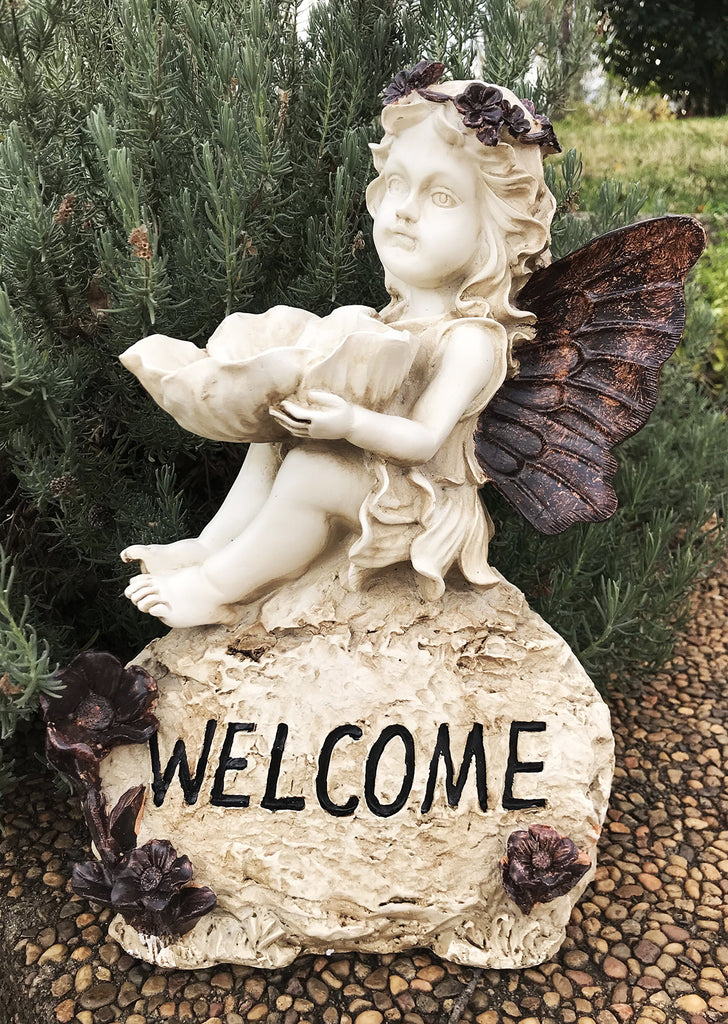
[373,116,482,293]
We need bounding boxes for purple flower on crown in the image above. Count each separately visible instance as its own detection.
[452,83,505,144]
[452,84,533,146]
[381,60,562,152]
[519,98,562,152]
[502,98,532,138]
[383,60,446,106]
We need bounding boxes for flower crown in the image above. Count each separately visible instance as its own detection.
[383,61,561,154]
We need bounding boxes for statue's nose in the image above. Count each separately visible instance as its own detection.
[395,192,418,221]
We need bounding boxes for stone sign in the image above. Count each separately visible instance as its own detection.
[102,553,613,969]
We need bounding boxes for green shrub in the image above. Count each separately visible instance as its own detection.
[0,546,59,786]
[0,0,724,773]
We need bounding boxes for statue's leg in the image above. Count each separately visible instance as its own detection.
[120,443,280,574]
[124,447,371,627]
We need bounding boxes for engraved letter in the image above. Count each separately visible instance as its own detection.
[365,724,415,818]
[150,719,218,807]
[316,724,363,816]
[210,722,256,808]
[502,721,547,811]
[421,723,487,813]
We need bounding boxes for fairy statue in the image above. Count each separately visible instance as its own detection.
[120,64,704,629]
[79,64,707,971]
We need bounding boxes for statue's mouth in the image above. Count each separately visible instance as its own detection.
[390,230,416,250]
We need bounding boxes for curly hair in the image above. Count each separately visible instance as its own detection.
[367,82,556,372]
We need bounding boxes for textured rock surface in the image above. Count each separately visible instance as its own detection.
[101,552,614,970]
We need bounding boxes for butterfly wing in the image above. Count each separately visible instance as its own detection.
[475,216,706,534]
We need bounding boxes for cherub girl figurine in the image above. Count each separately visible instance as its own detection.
[120,73,556,627]
[120,66,702,628]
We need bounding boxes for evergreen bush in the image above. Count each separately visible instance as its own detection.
[1,0,725,774]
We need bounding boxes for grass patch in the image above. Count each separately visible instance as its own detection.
[552,110,728,389]
[552,114,728,216]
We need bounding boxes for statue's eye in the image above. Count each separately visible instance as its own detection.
[386,175,408,196]
[431,190,457,208]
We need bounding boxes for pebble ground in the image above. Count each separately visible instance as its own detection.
[1,559,727,1024]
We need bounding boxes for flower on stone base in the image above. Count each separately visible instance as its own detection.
[72,785,150,910]
[112,839,194,912]
[44,649,216,940]
[71,860,116,907]
[73,838,216,940]
[71,796,217,940]
[40,651,158,789]
[83,784,147,867]
[500,824,591,915]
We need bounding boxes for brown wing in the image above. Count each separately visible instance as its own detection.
[475,216,706,534]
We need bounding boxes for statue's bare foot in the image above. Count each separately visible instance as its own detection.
[124,567,229,628]
[121,538,209,575]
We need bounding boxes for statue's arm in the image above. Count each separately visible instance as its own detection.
[272,322,503,465]
[350,323,500,463]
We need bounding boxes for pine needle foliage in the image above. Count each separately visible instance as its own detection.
[0,0,724,779]
[0,543,60,795]
[477,0,598,116]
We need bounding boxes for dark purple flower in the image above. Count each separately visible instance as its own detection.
[72,859,116,906]
[72,837,216,939]
[447,83,561,151]
[383,63,561,152]
[452,83,506,145]
[106,785,147,856]
[529,113,562,153]
[111,839,193,912]
[500,824,591,915]
[162,885,218,937]
[111,839,216,938]
[49,653,214,941]
[383,60,446,105]
[514,97,561,151]
[501,98,532,138]
[452,85,535,146]
[40,651,158,785]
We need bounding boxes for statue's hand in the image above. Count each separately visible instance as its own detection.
[270,390,355,440]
